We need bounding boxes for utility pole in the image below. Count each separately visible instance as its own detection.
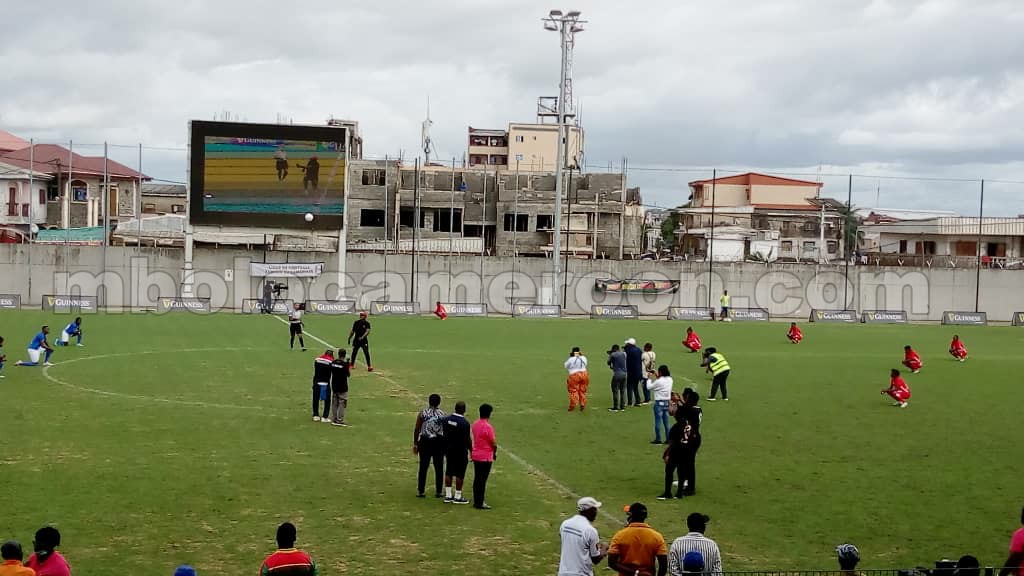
[543,9,585,305]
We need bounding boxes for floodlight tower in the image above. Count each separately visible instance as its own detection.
[542,9,585,306]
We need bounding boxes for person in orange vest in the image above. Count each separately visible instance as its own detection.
[434,301,448,320]
[564,347,590,412]
[787,322,803,344]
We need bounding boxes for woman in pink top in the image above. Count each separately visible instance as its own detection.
[470,403,496,510]
[25,527,71,576]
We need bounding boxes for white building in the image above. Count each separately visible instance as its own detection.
[0,161,52,240]
[865,216,1024,265]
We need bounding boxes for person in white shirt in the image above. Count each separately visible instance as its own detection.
[668,512,722,576]
[646,365,674,444]
[641,342,657,388]
[558,496,607,576]
[564,347,590,412]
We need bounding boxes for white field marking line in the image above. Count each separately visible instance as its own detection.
[41,347,288,413]
[271,316,623,524]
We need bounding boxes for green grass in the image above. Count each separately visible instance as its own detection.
[1,311,1022,575]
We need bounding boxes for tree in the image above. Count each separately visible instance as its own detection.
[661,212,680,251]
[837,204,864,255]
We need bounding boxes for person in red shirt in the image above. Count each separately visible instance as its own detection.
[787,322,803,344]
[24,527,71,576]
[434,301,448,320]
[681,327,702,353]
[471,403,497,510]
[949,335,968,362]
[259,522,317,575]
[881,368,911,408]
[999,506,1024,576]
[902,345,923,373]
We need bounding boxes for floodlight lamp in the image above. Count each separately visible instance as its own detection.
[549,9,563,16]
[571,25,584,33]
[566,10,581,17]
[544,22,558,31]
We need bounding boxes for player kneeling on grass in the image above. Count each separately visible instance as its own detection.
[787,322,803,344]
[949,335,968,362]
[682,327,702,353]
[882,368,911,408]
[434,301,448,320]
[15,326,54,367]
[57,317,83,347]
[902,345,923,373]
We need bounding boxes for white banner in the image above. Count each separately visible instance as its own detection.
[249,262,325,278]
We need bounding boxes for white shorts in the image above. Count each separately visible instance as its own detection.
[61,331,71,343]
[27,348,43,363]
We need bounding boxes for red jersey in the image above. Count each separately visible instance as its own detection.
[889,376,910,395]
[435,303,446,314]
[259,548,317,575]
[950,339,966,353]
[684,333,702,349]
[905,349,921,363]
[25,552,71,576]
[788,326,802,339]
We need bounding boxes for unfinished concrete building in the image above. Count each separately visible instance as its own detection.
[345,160,643,258]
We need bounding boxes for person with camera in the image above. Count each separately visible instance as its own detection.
[565,347,589,412]
[288,302,306,351]
[261,279,274,314]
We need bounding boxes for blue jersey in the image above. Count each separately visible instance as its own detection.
[30,332,47,349]
[65,321,80,334]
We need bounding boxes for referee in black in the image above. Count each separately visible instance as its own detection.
[348,311,372,371]
[288,302,306,351]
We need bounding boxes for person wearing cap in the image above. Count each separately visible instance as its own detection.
[668,513,721,576]
[558,497,607,576]
[25,527,70,576]
[564,347,590,412]
[347,312,373,372]
[173,565,197,576]
[608,503,668,576]
[835,543,861,576]
[0,541,34,576]
[259,522,317,575]
[624,338,646,407]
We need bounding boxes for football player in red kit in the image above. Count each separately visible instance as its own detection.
[682,327,702,353]
[882,368,911,408]
[949,335,968,362]
[434,301,448,320]
[902,345,923,373]
[787,322,803,344]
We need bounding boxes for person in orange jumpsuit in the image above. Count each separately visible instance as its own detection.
[564,347,590,412]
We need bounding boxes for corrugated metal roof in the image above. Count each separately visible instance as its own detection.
[869,217,1024,236]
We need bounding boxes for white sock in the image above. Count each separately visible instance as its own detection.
[445,486,452,498]
[454,489,462,500]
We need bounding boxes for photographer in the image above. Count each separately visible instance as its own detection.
[262,279,274,314]
[564,347,589,412]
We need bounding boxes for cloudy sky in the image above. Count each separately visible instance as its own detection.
[2,0,1023,214]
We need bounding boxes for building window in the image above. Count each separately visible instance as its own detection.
[399,207,415,228]
[432,208,463,232]
[899,239,908,253]
[515,154,523,161]
[361,169,386,186]
[781,240,793,252]
[802,241,816,252]
[359,209,386,227]
[802,222,815,233]
[827,240,839,254]
[917,240,936,255]
[503,213,528,232]
[171,204,186,214]
[70,180,88,203]
[39,189,46,204]
[22,204,29,217]
[7,187,16,216]
[515,135,524,143]
[536,214,553,230]
[143,203,157,213]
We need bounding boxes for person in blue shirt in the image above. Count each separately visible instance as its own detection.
[58,317,83,347]
[16,326,54,367]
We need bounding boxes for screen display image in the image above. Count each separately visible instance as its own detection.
[190,121,348,228]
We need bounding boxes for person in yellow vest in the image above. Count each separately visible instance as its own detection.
[701,347,731,401]
[718,290,731,322]
[564,347,590,412]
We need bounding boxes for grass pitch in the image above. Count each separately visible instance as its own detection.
[1,311,1022,574]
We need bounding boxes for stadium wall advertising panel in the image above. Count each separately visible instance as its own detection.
[861,310,909,324]
[512,304,561,318]
[666,307,713,321]
[1014,312,1024,326]
[42,295,98,313]
[306,300,357,315]
[190,121,348,229]
[808,309,858,323]
[371,301,420,315]
[241,299,293,314]
[0,294,20,309]
[442,303,488,317]
[941,311,987,326]
[590,305,639,319]
[156,297,212,314]
[727,308,770,322]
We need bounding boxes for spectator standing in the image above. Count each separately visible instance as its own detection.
[564,347,590,412]
[607,503,668,576]
[441,401,472,504]
[413,394,446,498]
[835,544,861,576]
[607,345,627,412]
[668,513,722,576]
[471,403,497,510]
[329,349,351,426]
[718,290,730,322]
[0,541,34,576]
[646,365,674,444]
[624,339,646,407]
[558,497,607,576]
[347,312,373,372]
[1000,506,1024,576]
[311,350,333,422]
[641,343,657,388]
[258,522,317,575]
[25,527,70,576]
